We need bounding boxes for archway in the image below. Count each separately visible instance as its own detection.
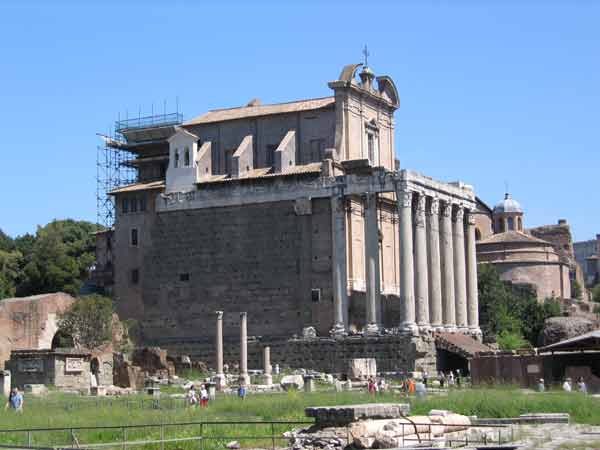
[90,357,100,387]
[51,330,74,349]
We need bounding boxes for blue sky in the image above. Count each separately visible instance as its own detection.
[0,1,598,241]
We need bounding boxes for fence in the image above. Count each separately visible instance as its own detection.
[0,419,514,450]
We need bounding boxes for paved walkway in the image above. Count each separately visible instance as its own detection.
[515,424,600,449]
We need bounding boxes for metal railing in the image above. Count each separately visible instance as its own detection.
[115,112,183,133]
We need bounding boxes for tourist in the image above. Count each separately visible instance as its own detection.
[577,377,587,394]
[415,381,427,398]
[407,378,415,395]
[439,372,446,388]
[238,383,247,400]
[6,388,23,413]
[377,377,386,393]
[448,371,455,386]
[274,364,280,375]
[367,378,376,395]
[186,385,198,407]
[200,384,209,408]
[455,369,461,387]
[562,378,572,392]
[537,378,545,392]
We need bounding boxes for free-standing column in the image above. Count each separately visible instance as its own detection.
[262,346,272,385]
[330,195,348,337]
[427,198,443,331]
[453,208,468,331]
[215,311,226,389]
[414,194,430,332]
[398,189,418,334]
[364,192,381,334]
[465,212,482,336]
[440,201,456,331]
[239,312,250,385]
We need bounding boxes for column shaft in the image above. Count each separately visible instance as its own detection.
[466,212,481,335]
[216,311,224,374]
[440,202,456,330]
[262,346,272,385]
[414,194,430,331]
[427,199,443,330]
[398,189,418,334]
[364,192,381,334]
[453,208,468,330]
[239,312,250,385]
[330,195,348,336]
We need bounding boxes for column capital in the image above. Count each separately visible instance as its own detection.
[440,201,453,218]
[414,194,426,228]
[454,207,465,222]
[427,197,440,216]
[240,311,247,319]
[466,211,476,226]
[362,192,377,210]
[398,190,413,208]
[215,311,224,319]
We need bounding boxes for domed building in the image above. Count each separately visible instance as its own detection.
[476,193,571,301]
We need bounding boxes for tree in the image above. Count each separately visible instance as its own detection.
[497,330,530,351]
[0,250,22,299]
[592,284,600,303]
[478,263,561,347]
[0,229,14,252]
[57,294,113,349]
[572,280,583,300]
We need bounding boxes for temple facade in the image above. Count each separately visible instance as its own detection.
[98,63,482,364]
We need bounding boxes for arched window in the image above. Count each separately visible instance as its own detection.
[497,219,505,233]
[174,148,179,168]
[475,228,482,241]
[507,216,514,231]
[184,147,190,167]
[518,217,523,231]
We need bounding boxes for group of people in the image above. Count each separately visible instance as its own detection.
[367,377,387,394]
[186,384,210,407]
[536,376,588,393]
[4,387,24,413]
[437,370,463,388]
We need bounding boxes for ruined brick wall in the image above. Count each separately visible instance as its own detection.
[495,262,569,301]
[155,335,437,374]
[137,198,334,343]
[0,293,75,369]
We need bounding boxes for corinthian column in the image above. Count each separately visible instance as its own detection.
[440,201,456,331]
[427,198,443,331]
[453,207,468,331]
[398,189,418,335]
[466,211,482,337]
[414,194,430,332]
[239,312,250,385]
[364,192,381,335]
[330,195,348,337]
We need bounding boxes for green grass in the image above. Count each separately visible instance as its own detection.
[0,388,598,449]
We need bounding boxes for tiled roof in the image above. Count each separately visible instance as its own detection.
[540,329,600,352]
[108,180,165,195]
[477,231,550,246]
[435,332,492,358]
[183,97,335,126]
[199,162,322,184]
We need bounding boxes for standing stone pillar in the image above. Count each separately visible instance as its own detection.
[427,198,443,331]
[414,194,430,332]
[1,371,10,398]
[364,192,381,335]
[262,346,272,386]
[239,312,250,385]
[465,212,482,337]
[453,208,468,331]
[440,202,456,331]
[330,195,348,337]
[215,311,226,389]
[398,189,418,335]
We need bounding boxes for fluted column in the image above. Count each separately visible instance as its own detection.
[215,311,225,389]
[239,312,250,385]
[427,198,443,331]
[330,195,348,337]
[364,192,381,334]
[398,189,418,335]
[414,194,430,332]
[440,201,456,331]
[262,346,272,385]
[466,212,482,337]
[453,208,468,331]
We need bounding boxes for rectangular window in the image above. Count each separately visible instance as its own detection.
[121,198,129,214]
[131,269,139,285]
[139,195,147,212]
[309,139,324,163]
[130,197,137,213]
[367,133,375,163]
[130,228,138,247]
[311,288,321,303]
[225,149,235,175]
[266,145,277,167]
[179,273,190,282]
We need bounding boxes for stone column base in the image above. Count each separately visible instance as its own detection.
[364,322,380,336]
[261,374,273,386]
[330,323,347,338]
[238,374,251,386]
[469,327,483,341]
[400,322,419,336]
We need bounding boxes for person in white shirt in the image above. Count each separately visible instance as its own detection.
[562,378,572,392]
[186,386,198,406]
[577,377,587,394]
[200,385,209,407]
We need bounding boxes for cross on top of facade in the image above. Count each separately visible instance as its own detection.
[362,45,370,67]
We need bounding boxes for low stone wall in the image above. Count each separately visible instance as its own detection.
[152,334,438,374]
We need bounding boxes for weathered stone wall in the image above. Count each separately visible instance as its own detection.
[494,261,570,300]
[0,293,75,369]
[137,198,334,342]
[154,335,437,375]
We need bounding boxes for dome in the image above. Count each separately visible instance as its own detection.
[493,193,523,214]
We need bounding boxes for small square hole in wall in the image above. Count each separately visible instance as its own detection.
[179,273,190,282]
[311,288,321,303]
